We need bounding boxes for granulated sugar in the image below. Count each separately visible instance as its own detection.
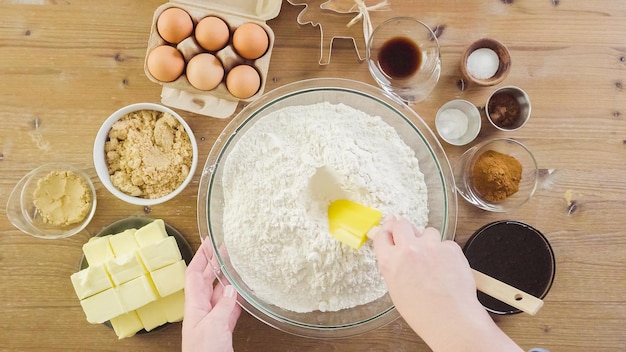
[222,102,428,313]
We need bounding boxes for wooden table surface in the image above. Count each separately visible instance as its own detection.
[1,0,625,351]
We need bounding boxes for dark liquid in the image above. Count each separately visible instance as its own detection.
[463,221,555,314]
[378,37,422,79]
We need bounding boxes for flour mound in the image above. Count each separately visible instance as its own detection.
[222,102,428,313]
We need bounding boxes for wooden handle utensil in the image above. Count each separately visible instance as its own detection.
[472,269,544,315]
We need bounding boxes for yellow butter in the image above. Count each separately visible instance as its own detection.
[118,275,158,312]
[150,259,187,297]
[73,218,189,334]
[136,300,168,332]
[134,219,168,247]
[80,288,125,324]
[70,264,113,300]
[110,311,144,339]
[161,289,185,323]
[109,228,139,257]
[138,236,182,271]
[82,235,114,266]
[106,253,146,286]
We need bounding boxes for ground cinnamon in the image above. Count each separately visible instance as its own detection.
[471,149,522,202]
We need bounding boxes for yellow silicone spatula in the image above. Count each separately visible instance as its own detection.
[327,199,383,249]
[327,199,544,315]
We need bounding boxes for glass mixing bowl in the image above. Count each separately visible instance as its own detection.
[197,78,457,338]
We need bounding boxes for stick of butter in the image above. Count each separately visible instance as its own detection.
[161,290,185,323]
[136,299,168,332]
[108,228,139,257]
[110,311,144,339]
[80,288,125,324]
[150,260,186,297]
[134,219,168,247]
[106,253,146,286]
[138,236,182,271]
[70,264,113,300]
[82,235,114,266]
[118,275,158,312]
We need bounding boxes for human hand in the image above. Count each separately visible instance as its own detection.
[373,216,523,352]
[182,239,241,352]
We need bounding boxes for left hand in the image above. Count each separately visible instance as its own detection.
[182,239,242,352]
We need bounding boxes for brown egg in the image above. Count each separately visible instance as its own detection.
[146,45,185,82]
[186,53,224,91]
[226,65,261,99]
[156,7,193,44]
[195,16,230,52]
[232,23,269,60]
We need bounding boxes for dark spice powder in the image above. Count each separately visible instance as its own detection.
[471,149,522,202]
[488,92,520,128]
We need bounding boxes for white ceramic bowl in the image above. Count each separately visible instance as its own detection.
[93,103,198,206]
[197,78,457,338]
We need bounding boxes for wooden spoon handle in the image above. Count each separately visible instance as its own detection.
[472,269,544,316]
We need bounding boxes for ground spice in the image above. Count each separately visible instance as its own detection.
[471,149,522,202]
[487,92,520,128]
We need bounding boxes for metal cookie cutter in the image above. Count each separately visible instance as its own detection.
[288,0,390,65]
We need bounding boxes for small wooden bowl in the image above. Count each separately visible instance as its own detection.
[460,38,511,86]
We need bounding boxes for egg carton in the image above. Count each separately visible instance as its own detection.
[145,0,282,118]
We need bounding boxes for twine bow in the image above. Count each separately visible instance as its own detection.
[347,0,390,40]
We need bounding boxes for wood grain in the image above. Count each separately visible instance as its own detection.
[1,0,625,351]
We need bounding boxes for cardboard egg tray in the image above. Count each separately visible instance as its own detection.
[145,0,282,118]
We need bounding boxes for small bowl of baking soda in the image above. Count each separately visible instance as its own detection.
[435,99,481,146]
[460,38,511,86]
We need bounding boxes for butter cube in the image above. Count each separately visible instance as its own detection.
[80,288,125,324]
[106,253,146,286]
[118,275,158,312]
[150,260,187,297]
[136,300,168,332]
[70,264,113,300]
[161,290,185,323]
[134,219,168,247]
[109,228,139,257]
[110,311,144,339]
[82,235,114,266]
[138,236,181,271]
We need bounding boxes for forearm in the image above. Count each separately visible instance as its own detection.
[401,302,524,352]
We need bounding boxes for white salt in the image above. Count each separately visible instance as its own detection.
[467,48,500,79]
[436,108,469,140]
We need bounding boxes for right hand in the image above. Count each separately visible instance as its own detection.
[372,216,523,352]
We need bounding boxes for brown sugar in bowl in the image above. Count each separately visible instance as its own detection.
[93,103,198,206]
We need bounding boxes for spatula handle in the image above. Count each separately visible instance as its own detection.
[472,269,544,316]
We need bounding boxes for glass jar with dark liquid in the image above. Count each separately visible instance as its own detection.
[367,17,441,103]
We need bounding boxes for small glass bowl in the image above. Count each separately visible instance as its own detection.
[6,163,97,239]
[366,17,441,104]
[453,138,538,212]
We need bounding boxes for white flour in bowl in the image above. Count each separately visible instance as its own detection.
[222,102,428,313]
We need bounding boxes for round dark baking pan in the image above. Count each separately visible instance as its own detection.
[463,220,555,315]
